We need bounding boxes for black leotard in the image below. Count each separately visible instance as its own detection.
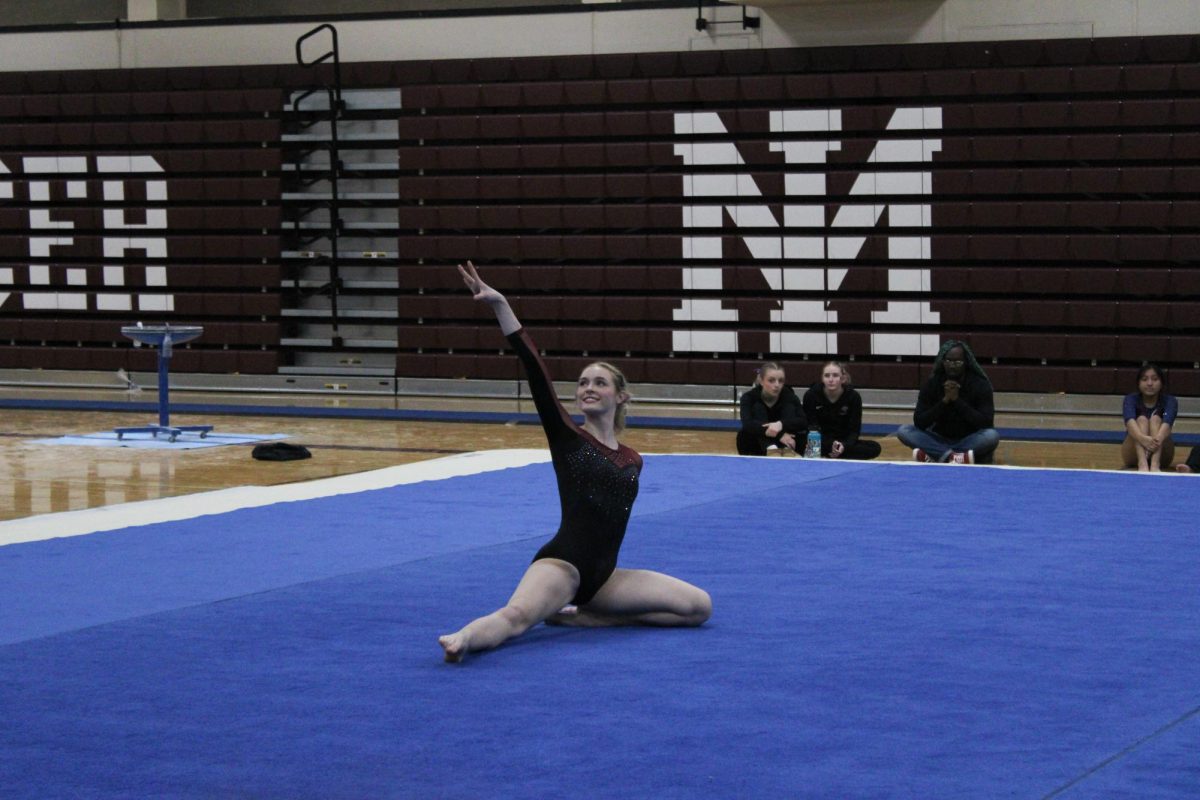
[509,328,642,605]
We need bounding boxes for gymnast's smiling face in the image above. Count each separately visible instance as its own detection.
[576,365,627,419]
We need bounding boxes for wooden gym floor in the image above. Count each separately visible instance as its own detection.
[0,385,1146,524]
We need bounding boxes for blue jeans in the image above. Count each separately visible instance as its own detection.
[896,424,1000,463]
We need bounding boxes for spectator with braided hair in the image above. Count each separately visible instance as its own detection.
[896,340,1000,464]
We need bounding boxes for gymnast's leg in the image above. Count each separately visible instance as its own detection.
[438,558,579,663]
[553,568,712,628]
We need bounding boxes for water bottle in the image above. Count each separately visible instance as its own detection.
[804,429,822,459]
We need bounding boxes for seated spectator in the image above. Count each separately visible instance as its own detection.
[801,361,881,460]
[737,361,806,456]
[1121,363,1176,472]
[896,340,1000,464]
[1174,445,1200,474]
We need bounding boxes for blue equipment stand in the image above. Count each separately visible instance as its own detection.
[114,324,214,443]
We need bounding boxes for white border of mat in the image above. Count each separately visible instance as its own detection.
[0,449,551,547]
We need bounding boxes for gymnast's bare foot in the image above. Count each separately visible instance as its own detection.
[1175,463,1193,473]
[438,632,468,663]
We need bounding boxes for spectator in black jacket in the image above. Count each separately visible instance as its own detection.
[737,362,806,456]
[802,361,881,460]
[896,341,1000,464]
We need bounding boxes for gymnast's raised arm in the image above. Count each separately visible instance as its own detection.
[457,261,573,443]
[458,260,519,335]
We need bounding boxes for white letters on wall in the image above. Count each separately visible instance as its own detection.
[674,107,943,357]
[0,159,14,310]
[0,155,171,313]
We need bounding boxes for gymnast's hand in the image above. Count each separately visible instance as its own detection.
[460,261,521,334]
[458,260,504,305]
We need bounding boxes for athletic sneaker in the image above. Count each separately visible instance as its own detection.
[913,448,935,463]
[948,450,975,465]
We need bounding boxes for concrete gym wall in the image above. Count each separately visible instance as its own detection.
[1,1,1200,72]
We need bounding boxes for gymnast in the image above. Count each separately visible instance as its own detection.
[438,262,712,663]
